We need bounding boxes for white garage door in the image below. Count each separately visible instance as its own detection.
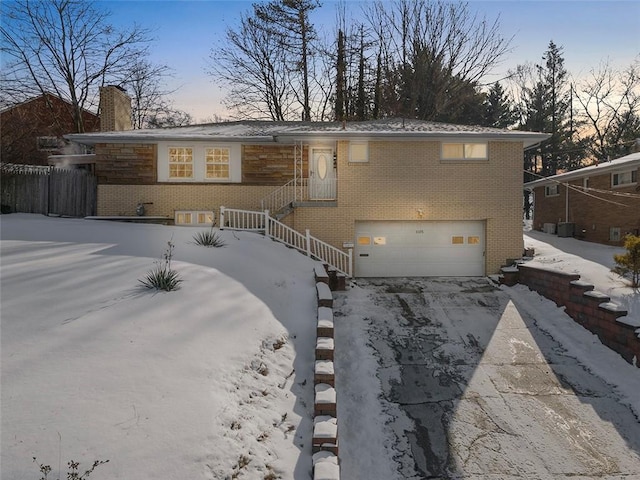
[354,221,485,277]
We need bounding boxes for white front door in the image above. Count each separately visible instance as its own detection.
[309,147,336,200]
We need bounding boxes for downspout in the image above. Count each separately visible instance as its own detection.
[565,182,569,223]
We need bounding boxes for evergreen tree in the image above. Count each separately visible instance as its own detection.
[482,82,517,128]
[517,41,578,177]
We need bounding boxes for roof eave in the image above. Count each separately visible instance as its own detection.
[65,133,276,144]
[524,158,640,188]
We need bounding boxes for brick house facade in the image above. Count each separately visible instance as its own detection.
[67,120,548,276]
[0,93,99,165]
[525,152,640,245]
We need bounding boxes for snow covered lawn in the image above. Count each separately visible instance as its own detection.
[1,214,318,480]
[3,214,638,480]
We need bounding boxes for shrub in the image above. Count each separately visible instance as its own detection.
[193,229,226,248]
[139,239,182,291]
[613,234,640,288]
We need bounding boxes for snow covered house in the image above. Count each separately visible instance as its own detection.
[66,118,547,277]
[525,151,640,246]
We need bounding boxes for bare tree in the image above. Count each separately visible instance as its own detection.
[1,0,149,132]
[208,10,294,120]
[125,60,191,129]
[255,0,320,121]
[574,58,640,160]
[365,0,512,121]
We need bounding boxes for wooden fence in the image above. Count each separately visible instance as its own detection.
[1,165,97,217]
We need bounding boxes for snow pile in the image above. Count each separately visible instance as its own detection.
[524,230,637,318]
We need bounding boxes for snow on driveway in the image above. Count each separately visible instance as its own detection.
[335,277,640,479]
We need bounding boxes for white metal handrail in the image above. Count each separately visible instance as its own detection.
[260,179,296,212]
[220,206,352,277]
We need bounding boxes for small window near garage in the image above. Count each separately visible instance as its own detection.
[610,227,621,242]
[612,170,637,187]
[373,236,386,245]
[205,147,230,179]
[358,236,371,246]
[452,236,464,244]
[545,184,559,196]
[169,147,193,178]
[37,136,60,151]
[467,236,480,245]
[349,142,369,163]
[441,143,487,160]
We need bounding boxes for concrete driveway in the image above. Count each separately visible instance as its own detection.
[334,278,640,479]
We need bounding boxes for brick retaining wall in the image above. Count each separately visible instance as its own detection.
[501,265,640,367]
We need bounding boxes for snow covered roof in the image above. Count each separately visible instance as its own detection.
[65,118,549,147]
[524,151,640,189]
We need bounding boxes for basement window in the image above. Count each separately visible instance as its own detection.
[175,210,214,226]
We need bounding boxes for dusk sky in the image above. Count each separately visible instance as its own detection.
[102,1,639,121]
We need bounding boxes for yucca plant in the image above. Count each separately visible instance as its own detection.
[139,239,182,291]
[193,227,226,248]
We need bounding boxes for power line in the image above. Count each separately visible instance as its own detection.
[524,169,640,207]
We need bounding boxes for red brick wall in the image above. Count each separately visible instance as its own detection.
[500,265,639,367]
[1,94,99,166]
[532,167,640,246]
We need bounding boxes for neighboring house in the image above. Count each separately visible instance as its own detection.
[0,93,100,166]
[66,119,547,277]
[524,151,640,246]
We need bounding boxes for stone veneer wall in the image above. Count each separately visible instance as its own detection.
[500,264,639,367]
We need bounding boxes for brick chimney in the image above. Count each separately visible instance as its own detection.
[99,85,132,131]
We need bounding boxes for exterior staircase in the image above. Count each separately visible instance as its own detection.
[219,206,352,277]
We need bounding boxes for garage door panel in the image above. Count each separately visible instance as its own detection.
[355,221,485,277]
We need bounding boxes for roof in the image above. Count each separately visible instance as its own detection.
[1,92,98,118]
[65,118,549,147]
[524,151,640,189]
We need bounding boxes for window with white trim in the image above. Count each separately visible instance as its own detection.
[349,142,369,163]
[175,210,215,226]
[205,147,230,179]
[545,184,559,196]
[158,143,241,183]
[612,170,637,187]
[442,143,488,160]
[169,147,193,178]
